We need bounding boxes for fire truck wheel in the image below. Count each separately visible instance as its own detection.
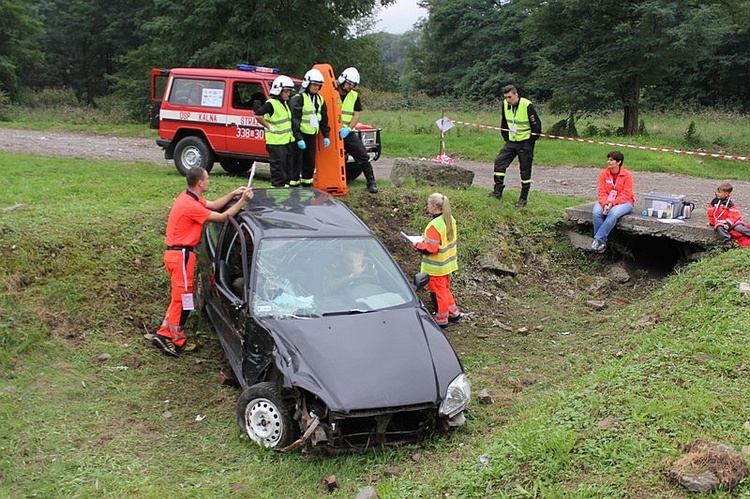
[345,162,362,182]
[174,136,215,176]
[220,159,253,175]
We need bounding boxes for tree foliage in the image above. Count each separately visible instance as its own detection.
[0,0,44,99]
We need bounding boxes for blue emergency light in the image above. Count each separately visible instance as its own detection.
[237,64,280,74]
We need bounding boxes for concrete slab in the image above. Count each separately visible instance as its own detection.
[565,202,720,246]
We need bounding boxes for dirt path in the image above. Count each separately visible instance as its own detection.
[1,127,747,210]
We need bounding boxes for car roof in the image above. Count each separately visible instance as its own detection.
[167,67,301,84]
[239,188,373,239]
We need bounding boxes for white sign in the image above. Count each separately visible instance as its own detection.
[435,117,455,133]
[201,88,224,107]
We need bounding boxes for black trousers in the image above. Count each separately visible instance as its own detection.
[493,139,535,189]
[267,143,293,187]
[293,133,318,182]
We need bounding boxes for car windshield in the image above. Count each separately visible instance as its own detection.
[252,237,414,318]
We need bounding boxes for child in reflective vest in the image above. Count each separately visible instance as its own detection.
[414,192,463,328]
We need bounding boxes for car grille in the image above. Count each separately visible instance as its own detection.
[327,404,438,450]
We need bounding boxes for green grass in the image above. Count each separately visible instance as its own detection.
[3,150,750,496]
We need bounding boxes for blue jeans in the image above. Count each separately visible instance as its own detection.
[592,202,633,242]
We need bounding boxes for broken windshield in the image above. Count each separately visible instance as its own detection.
[252,237,414,318]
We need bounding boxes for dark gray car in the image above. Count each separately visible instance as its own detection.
[195,188,470,452]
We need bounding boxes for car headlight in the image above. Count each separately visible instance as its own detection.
[439,373,471,418]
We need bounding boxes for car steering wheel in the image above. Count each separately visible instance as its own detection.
[345,274,377,288]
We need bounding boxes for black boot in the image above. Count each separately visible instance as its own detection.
[489,184,504,199]
[515,185,530,207]
[362,163,378,193]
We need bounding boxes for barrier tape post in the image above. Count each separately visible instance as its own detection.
[446,117,749,163]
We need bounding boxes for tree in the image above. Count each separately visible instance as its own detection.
[32,0,148,103]
[0,0,44,99]
[525,0,737,134]
[409,0,534,99]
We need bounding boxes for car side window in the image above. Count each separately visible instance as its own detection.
[221,224,254,300]
[232,82,265,111]
[168,78,225,108]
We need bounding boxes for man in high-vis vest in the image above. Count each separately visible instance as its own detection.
[255,75,296,187]
[153,167,253,357]
[490,84,542,207]
[291,68,331,187]
[336,67,378,193]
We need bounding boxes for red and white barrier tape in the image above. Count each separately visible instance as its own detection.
[449,119,750,162]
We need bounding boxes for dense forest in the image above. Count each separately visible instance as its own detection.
[2,0,748,134]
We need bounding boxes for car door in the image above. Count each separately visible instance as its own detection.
[224,79,268,158]
[211,218,252,380]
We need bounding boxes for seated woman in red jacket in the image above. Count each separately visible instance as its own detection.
[591,151,634,253]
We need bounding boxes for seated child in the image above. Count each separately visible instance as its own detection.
[707,182,750,249]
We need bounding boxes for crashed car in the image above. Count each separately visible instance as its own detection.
[194,188,470,452]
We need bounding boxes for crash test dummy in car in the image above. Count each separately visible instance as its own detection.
[254,75,296,187]
[153,167,253,357]
[414,192,464,329]
[290,68,331,187]
[336,67,378,193]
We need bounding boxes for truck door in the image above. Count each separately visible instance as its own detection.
[224,80,268,158]
[150,69,169,129]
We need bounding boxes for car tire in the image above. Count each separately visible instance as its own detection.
[345,162,362,182]
[220,159,253,175]
[174,136,214,176]
[236,382,297,449]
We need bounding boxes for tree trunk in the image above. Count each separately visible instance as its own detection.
[621,74,640,136]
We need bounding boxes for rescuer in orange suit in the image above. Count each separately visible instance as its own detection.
[153,167,254,357]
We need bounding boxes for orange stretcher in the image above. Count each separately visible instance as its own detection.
[311,63,347,196]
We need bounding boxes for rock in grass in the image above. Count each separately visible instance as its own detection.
[356,486,379,499]
[670,440,748,493]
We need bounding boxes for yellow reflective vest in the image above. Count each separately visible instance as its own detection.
[504,97,532,142]
[420,215,458,276]
[299,92,323,135]
[341,90,358,127]
[265,98,293,145]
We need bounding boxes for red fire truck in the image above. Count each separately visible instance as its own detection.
[149,65,381,180]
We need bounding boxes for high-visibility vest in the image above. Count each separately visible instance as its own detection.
[299,92,323,135]
[504,97,532,142]
[420,215,458,276]
[265,98,293,145]
[341,90,358,127]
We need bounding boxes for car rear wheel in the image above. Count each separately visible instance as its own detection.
[236,382,297,449]
[174,136,214,176]
[220,159,253,175]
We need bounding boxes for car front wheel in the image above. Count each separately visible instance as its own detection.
[236,382,297,449]
[174,136,214,176]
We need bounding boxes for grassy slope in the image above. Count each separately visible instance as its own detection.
[1,150,749,497]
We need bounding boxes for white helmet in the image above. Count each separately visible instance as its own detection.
[301,69,325,90]
[269,75,295,96]
[337,67,360,86]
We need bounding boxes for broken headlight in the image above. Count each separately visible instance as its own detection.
[439,373,471,418]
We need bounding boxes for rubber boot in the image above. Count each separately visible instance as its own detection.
[489,183,504,199]
[362,162,378,193]
[515,185,530,207]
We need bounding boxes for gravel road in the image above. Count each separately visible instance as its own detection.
[1,127,747,210]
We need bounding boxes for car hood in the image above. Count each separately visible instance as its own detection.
[259,308,462,413]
